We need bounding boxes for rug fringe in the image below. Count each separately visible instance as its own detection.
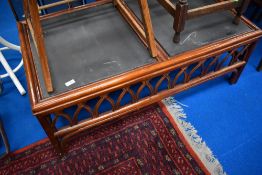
[162,97,226,175]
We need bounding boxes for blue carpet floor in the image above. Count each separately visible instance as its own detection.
[0,1,261,174]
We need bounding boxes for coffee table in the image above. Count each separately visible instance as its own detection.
[10,0,262,153]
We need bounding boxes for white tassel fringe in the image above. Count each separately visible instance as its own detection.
[162,97,226,175]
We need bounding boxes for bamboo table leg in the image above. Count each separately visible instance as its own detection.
[233,0,251,24]
[229,42,257,84]
[173,0,188,43]
[138,0,157,57]
[37,115,64,154]
[257,58,262,72]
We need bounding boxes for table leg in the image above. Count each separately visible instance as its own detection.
[173,0,188,43]
[257,58,262,72]
[229,42,257,84]
[37,115,64,154]
[233,0,251,25]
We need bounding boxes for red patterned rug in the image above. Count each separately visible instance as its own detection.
[0,98,225,175]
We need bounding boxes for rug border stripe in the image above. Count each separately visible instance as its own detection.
[12,138,49,155]
[158,101,211,175]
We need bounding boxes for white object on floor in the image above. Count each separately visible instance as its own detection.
[0,36,26,95]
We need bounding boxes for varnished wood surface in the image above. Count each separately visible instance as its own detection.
[173,0,188,43]
[38,0,78,10]
[38,0,113,21]
[187,0,237,19]
[115,0,168,61]
[23,0,53,92]
[137,0,157,57]
[157,0,176,17]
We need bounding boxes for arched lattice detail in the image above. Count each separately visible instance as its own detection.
[145,81,154,95]
[72,103,93,125]
[172,67,188,87]
[51,112,73,129]
[186,60,205,82]
[154,73,171,93]
[136,81,154,99]
[229,45,249,66]
[215,49,237,71]
[93,95,115,117]
[45,43,254,136]
[202,56,219,76]
[116,88,137,108]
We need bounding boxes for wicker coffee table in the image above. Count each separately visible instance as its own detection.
[9,0,262,153]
